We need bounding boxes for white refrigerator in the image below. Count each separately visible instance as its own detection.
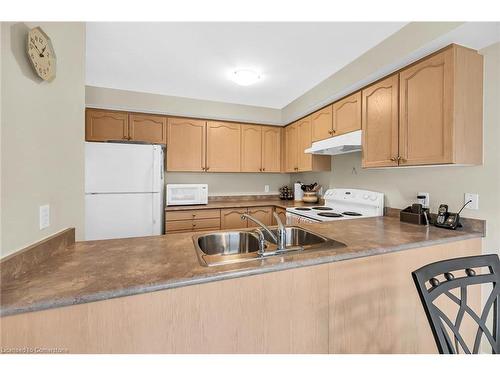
[85,142,164,240]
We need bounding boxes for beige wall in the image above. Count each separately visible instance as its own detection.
[166,172,289,196]
[294,42,500,255]
[282,22,464,123]
[1,22,86,257]
[86,85,283,125]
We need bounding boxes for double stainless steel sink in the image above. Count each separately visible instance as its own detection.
[193,226,346,267]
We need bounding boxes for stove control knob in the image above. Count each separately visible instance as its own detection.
[363,194,369,200]
[370,195,377,201]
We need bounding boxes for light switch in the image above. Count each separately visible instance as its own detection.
[39,204,50,229]
[464,193,479,210]
[264,185,270,193]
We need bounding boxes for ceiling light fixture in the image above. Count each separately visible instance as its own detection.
[230,69,261,86]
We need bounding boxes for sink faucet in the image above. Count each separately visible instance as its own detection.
[241,212,287,252]
[273,212,286,251]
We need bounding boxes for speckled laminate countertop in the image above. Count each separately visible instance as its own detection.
[165,199,315,211]
[0,216,484,317]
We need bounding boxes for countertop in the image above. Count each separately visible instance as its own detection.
[0,216,484,317]
[165,198,314,211]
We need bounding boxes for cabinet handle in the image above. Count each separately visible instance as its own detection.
[206,166,210,171]
[192,213,196,217]
[390,156,397,162]
[398,156,406,163]
[262,168,265,171]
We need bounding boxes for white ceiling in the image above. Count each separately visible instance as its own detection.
[85,22,407,108]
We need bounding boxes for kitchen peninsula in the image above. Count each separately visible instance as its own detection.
[0,212,485,353]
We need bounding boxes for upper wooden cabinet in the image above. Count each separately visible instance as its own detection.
[399,46,483,166]
[310,92,361,142]
[167,117,206,172]
[86,109,167,144]
[261,126,281,173]
[285,118,331,173]
[129,114,167,144]
[206,121,241,172]
[297,117,313,172]
[332,91,361,136]
[361,74,399,168]
[285,123,298,172]
[362,45,483,168]
[86,109,129,142]
[311,105,333,142]
[241,125,262,172]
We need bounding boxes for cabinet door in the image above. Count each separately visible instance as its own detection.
[311,105,333,142]
[206,122,241,172]
[85,109,128,142]
[399,49,453,166]
[129,114,167,144]
[247,207,273,227]
[297,117,313,172]
[361,74,399,168]
[333,91,361,136]
[261,126,281,172]
[220,208,248,229]
[166,118,206,172]
[241,124,262,172]
[285,124,298,172]
[273,207,287,225]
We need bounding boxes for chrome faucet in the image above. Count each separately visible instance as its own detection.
[241,212,287,252]
[272,212,286,251]
[252,227,266,256]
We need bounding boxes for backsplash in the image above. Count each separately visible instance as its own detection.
[164,172,290,196]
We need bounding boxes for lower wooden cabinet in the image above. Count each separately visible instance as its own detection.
[165,209,220,233]
[273,207,287,225]
[220,208,248,229]
[247,207,273,227]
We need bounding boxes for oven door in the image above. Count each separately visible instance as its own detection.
[166,184,208,206]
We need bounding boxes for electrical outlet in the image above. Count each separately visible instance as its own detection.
[464,193,479,210]
[264,185,270,193]
[39,204,50,229]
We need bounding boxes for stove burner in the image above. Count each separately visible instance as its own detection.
[295,207,312,211]
[312,206,333,211]
[317,212,343,218]
[342,211,362,216]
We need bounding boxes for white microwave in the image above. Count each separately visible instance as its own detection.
[166,184,208,206]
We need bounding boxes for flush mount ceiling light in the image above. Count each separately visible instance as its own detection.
[230,69,261,86]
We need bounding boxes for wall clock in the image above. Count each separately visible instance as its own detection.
[26,27,56,81]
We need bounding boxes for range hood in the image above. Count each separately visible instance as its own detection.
[305,130,362,155]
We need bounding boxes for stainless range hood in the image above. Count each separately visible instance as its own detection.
[305,130,362,155]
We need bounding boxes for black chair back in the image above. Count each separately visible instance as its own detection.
[412,254,499,354]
